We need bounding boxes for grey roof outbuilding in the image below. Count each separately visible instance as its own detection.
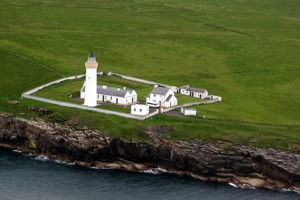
[179,85,189,90]
[150,87,170,95]
[81,85,134,97]
[179,85,207,94]
[187,88,207,93]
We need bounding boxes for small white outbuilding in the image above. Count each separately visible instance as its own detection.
[131,104,149,116]
[209,95,222,102]
[181,107,197,116]
[178,85,208,99]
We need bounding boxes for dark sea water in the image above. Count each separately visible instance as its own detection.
[0,148,299,200]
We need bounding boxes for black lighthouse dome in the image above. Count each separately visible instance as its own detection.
[88,51,96,61]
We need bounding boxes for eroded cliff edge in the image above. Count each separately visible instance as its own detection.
[0,113,299,192]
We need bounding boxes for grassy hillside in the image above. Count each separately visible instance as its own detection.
[0,0,299,150]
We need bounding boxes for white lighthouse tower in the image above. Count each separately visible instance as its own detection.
[84,52,98,107]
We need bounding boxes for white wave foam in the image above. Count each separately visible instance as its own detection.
[280,188,300,194]
[281,188,292,192]
[90,166,100,170]
[35,155,49,161]
[241,183,256,189]
[142,167,169,174]
[229,183,238,188]
[54,160,75,166]
[89,166,115,170]
[294,190,300,194]
[13,150,22,153]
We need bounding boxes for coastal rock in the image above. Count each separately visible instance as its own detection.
[0,113,299,192]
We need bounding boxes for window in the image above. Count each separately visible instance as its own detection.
[140,109,142,112]
[134,108,136,111]
[153,94,156,97]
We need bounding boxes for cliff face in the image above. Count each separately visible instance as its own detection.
[0,113,299,192]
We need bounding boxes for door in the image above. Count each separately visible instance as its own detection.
[116,98,118,104]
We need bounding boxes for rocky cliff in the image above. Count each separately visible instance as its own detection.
[0,113,299,192]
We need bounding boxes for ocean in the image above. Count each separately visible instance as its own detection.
[0,148,299,200]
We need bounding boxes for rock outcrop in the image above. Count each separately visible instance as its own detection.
[0,113,299,192]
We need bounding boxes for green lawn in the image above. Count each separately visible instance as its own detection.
[97,104,130,114]
[34,78,84,104]
[0,0,300,150]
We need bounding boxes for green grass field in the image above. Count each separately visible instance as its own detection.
[0,0,300,150]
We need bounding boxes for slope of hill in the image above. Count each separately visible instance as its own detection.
[0,0,299,150]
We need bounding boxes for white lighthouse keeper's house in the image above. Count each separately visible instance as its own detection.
[84,52,98,107]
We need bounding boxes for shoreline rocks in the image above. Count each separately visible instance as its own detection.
[0,113,299,192]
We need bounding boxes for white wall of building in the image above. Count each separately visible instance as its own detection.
[162,95,177,108]
[84,67,98,106]
[80,85,85,99]
[178,88,208,99]
[209,95,222,101]
[178,88,191,96]
[97,93,135,105]
[131,91,137,102]
[147,88,177,108]
[146,94,161,107]
[182,108,197,116]
[193,91,208,99]
[82,90,137,105]
[131,104,149,116]
[171,86,178,92]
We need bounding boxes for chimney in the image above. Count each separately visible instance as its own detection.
[154,85,158,88]
[102,85,107,89]
[117,88,120,91]
[123,87,126,90]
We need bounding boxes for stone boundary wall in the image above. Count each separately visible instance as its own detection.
[143,109,159,119]
[22,74,86,96]
[161,105,182,113]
